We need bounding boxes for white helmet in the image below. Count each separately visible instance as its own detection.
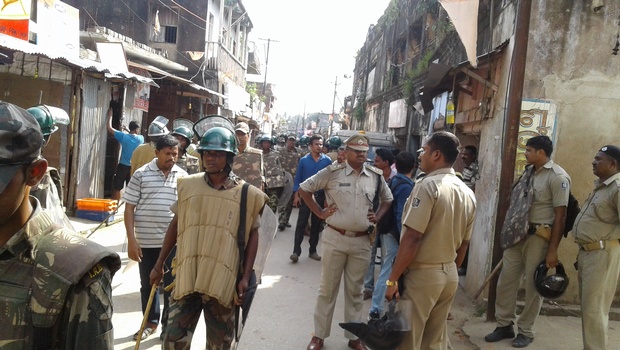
[148,115,169,137]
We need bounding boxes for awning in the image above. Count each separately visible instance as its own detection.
[127,61,227,99]
[419,42,508,113]
[0,33,159,87]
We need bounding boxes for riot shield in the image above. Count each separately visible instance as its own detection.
[278,171,294,207]
[233,205,277,348]
[193,115,235,138]
[172,118,193,131]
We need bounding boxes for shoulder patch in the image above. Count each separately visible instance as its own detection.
[328,163,346,172]
[364,164,383,176]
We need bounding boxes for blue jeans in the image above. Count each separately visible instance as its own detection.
[370,233,399,314]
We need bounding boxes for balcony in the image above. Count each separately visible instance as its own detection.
[205,41,246,87]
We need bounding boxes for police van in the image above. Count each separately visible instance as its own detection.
[332,130,396,162]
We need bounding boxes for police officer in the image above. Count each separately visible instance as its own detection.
[325,136,342,162]
[385,131,476,350]
[299,135,310,157]
[27,104,72,228]
[0,100,121,348]
[171,126,200,174]
[259,135,286,213]
[302,134,393,350]
[131,115,169,175]
[150,125,268,349]
[278,134,302,230]
[486,135,570,348]
[573,145,620,350]
[232,122,264,190]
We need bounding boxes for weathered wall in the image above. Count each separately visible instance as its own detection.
[463,40,514,298]
[524,0,620,303]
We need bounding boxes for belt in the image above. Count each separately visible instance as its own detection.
[327,224,368,237]
[528,223,550,235]
[578,239,620,251]
[410,262,454,269]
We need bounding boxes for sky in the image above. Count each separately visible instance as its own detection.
[242,0,392,117]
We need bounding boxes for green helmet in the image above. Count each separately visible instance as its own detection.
[258,135,273,144]
[197,127,237,155]
[148,116,169,137]
[27,105,69,137]
[171,126,194,143]
[299,135,309,147]
[327,136,342,150]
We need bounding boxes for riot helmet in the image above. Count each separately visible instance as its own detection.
[327,136,342,150]
[27,105,70,142]
[534,261,569,299]
[197,126,238,155]
[339,299,410,350]
[148,115,169,137]
[171,126,194,147]
[299,135,309,147]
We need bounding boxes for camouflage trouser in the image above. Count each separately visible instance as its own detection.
[161,293,235,350]
[278,194,294,225]
[265,187,282,215]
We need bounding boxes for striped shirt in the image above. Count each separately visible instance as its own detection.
[123,159,188,247]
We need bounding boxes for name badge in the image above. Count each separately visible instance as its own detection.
[339,183,351,187]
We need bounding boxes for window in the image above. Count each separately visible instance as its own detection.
[164,26,177,43]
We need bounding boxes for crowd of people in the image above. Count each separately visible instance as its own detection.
[1,100,619,350]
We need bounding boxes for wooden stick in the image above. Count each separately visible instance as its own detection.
[474,259,503,299]
[134,284,158,350]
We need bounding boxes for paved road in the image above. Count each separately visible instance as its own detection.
[84,208,477,350]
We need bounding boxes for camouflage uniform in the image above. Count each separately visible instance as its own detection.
[0,201,121,349]
[278,146,301,226]
[232,146,264,190]
[263,149,286,214]
[176,153,201,175]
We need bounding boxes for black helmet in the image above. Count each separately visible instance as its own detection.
[339,300,408,350]
[534,261,569,299]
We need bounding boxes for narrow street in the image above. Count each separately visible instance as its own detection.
[78,208,620,350]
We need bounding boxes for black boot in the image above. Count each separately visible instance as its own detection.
[484,322,515,342]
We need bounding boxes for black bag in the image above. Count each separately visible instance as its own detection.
[564,192,580,237]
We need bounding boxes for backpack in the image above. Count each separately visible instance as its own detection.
[376,177,412,241]
[564,192,580,237]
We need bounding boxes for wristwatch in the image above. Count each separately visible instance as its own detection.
[386,279,398,287]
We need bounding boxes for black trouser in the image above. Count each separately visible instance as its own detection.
[293,191,325,255]
[138,247,175,327]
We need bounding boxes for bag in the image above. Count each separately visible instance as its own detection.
[564,192,580,237]
[376,177,412,242]
[500,166,535,249]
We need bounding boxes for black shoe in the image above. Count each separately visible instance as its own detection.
[368,310,380,321]
[512,333,533,348]
[458,267,467,276]
[278,223,286,231]
[285,223,291,228]
[290,253,299,263]
[484,323,515,342]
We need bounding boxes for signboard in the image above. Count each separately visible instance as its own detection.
[0,0,32,41]
[514,99,558,178]
[96,42,129,72]
[36,0,79,57]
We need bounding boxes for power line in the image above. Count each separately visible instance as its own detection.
[258,38,279,96]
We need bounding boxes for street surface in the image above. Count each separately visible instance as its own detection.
[76,207,620,350]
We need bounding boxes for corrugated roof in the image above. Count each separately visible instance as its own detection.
[0,33,158,87]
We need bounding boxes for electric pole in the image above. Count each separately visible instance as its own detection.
[258,38,279,97]
[330,75,338,137]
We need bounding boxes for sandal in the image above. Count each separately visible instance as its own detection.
[133,326,157,341]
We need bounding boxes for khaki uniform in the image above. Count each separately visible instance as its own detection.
[131,142,156,175]
[263,149,286,213]
[326,151,338,162]
[300,162,393,340]
[400,168,476,350]
[163,173,268,349]
[232,146,264,190]
[573,172,620,350]
[495,160,570,338]
[0,198,121,349]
